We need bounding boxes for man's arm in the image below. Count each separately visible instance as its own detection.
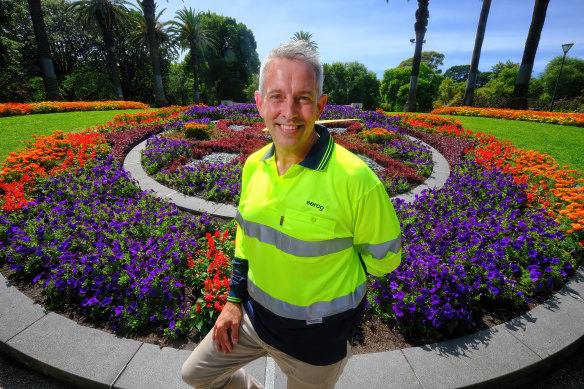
[354,181,402,276]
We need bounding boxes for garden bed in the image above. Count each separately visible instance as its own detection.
[0,104,581,354]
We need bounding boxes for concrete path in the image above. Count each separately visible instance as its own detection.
[1,136,583,388]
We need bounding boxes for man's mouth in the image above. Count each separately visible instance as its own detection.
[277,123,302,133]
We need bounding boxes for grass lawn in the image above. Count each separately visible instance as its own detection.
[435,115,584,174]
[0,109,144,163]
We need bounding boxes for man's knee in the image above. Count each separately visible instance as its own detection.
[181,360,209,388]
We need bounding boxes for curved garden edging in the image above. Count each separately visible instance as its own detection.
[123,134,450,217]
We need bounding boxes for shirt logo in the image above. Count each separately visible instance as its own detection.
[306,200,324,212]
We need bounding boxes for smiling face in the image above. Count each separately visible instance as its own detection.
[255,58,327,162]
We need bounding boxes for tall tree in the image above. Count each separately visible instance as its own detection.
[69,0,130,100]
[462,0,491,106]
[291,30,318,51]
[169,8,216,103]
[509,0,550,109]
[388,0,430,112]
[198,12,259,104]
[140,0,168,107]
[27,0,65,101]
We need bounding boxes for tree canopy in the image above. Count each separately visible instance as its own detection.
[196,12,259,104]
[380,62,442,112]
[444,64,490,87]
[540,56,584,100]
[323,62,380,110]
[399,51,444,74]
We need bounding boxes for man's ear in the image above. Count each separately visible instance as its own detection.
[254,90,264,118]
[317,94,328,117]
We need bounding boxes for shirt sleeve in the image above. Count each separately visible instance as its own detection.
[353,181,402,277]
[227,217,249,303]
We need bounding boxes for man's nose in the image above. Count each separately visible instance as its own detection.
[281,97,298,119]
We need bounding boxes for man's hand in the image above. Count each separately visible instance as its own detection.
[212,301,242,354]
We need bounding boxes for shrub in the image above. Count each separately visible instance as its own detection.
[185,122,211,140]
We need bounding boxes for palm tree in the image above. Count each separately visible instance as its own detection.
[388,0,430,112]
[462,0,491,106]
[169,8,216,103]
[136,0,168,106]
[69,0,130,100]
[291,31,318,51]
[509,0,550,109]
[27,0,65,101]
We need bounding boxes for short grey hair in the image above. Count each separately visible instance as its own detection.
[258,41,323,97]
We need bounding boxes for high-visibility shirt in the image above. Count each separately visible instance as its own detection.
[227,124,401,365]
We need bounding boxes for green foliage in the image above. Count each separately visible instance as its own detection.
[323,62,380,109]
[489,60,519,80]
[380,67,411,111]
[433,77,465,108]
[61,65,117,101]
[476,64,519,100]
[399,51,445,74]
[380,62,442,112]
[197,12,260,104]
[443,65,470,82]
[166,61,192,105]
[243,73,259,102]
[443,65,490,88]
[0,0,38,102]
[539,56,584,100]
[26,77,46,102]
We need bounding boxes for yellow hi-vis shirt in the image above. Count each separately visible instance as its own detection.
[227,124,401,323]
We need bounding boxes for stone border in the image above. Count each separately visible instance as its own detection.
[2,267,583,388]
[122,134,450,217]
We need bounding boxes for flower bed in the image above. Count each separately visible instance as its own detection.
[379,108,584,249]
[0,101,150,118]
[141,116,435,202]
[88,106,187,133]
[0,131,110,211]
[0,104,581,344]
[430,106,584,128]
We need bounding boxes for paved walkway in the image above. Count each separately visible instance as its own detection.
[1,137,583,388]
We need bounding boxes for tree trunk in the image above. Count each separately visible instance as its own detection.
[98,18,124,100]
[141,0,168,107]
[509,0,550,110]
[27,0,65,101]
[463,0,491,107]
[404,0,429,112]
[191,42,200,103]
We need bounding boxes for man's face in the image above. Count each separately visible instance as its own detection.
[255,58,327,156]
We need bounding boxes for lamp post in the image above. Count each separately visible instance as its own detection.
[550,43,574,112]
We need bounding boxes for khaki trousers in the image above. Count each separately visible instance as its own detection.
[181,309,351,389]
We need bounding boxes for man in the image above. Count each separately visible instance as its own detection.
[182,41,401,389]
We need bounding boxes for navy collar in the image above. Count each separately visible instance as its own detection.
[260,124,334,171]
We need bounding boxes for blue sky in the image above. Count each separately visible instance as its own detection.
[160,0,584,80]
